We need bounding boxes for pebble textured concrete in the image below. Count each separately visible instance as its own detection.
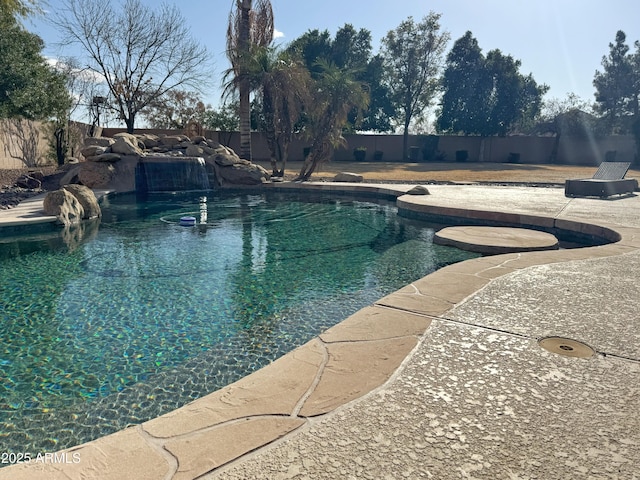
[1,183,639,480]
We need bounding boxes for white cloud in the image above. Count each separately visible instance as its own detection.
[273,28,284,39]
[46,57,105,84]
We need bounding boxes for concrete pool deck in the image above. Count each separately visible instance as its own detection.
[1,183,639,479]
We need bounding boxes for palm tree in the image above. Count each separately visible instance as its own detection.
[252,47,311,177]
[296,61,370,181]
[225,0,273,161]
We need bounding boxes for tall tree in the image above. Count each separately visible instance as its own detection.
[288,24,393,132]
[593,30,635,133]
[249,47,311,177]
[436,31,491,135]
[296,61,369,181]
[380,12,450,159]
[0,0,41,19]
[53,0,210,133]
[0,11,70,120]
[226,0,274,160]
[437,32,548,137]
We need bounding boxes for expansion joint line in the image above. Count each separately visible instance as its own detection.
[292,339,330,418]
[136,425,179,480]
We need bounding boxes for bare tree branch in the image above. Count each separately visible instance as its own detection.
[52,0,213,133]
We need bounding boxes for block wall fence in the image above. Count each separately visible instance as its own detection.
[1,121,637,168]
[102,129,637,166]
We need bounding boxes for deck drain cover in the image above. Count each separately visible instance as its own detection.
[538,337,595,358]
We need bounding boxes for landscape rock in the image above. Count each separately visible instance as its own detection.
[16,174,41,189]
[43,189,84,226]
[77,162,115,188]
[406,185,431,195]
[111,136,143,156]
[214,162,270,185]
[159,135,189,147]
[27,170,45,181]
[89,153,122,163]
[59,165,82,187]
[137,134,160,149]
[333,172,364,183]
[186,144,205,157]
[81,145,107,158]
[84,137,114,148]
[62,184,102,219]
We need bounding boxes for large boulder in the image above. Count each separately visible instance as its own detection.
[111,136,143,156]
[43,189,84,226]
[204,145,269,186]
[77,162,115,188]
[136,133,160,149]
[186,144,205,157]
[85,136,114,148]
[158,135,189,148]
[217,163,270,185]
[63,184,101,219]
[80,145,108,158]
[58,165,82,187]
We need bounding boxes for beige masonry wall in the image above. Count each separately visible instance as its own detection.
[4,122,637,169]
[0,120,52,169]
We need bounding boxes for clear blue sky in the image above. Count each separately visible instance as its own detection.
[29,0,640,114]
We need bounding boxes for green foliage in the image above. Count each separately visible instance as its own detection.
[437,31,548,136]
[202,102,240,132]
[287,24,394,132]
[0,0,41,19]
[593,31,637,133]
[296,60,369,180]
[353,145,367,161]
[380,12,450,157]
[0,12,71,120]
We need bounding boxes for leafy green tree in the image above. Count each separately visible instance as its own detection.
[437,32,547,136]
[437,31,491,135]
[226,0,274,160]
[245,46,311,177]
[593,31,636,133]
[202,102,240,132]
[287,24,394,132]
[380,13,450,159]
[296,61,369,181]
[0,0,41,19]
[53,0,210,134]
[0,12,71,120]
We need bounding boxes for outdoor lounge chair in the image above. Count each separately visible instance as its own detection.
[564,161,638,198]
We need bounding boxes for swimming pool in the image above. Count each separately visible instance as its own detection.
[0,191,479,454]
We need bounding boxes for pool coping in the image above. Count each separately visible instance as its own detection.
[2,182,640,479]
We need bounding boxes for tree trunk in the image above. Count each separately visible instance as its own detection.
[125,114,135,134]
[237,0,253,160]
[238,80,252,160]
[402,123,410,160]
[296,155,313,180]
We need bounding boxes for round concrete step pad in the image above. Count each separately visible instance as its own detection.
[434,226,559,254]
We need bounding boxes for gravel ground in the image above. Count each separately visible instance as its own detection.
[0,166,59,209]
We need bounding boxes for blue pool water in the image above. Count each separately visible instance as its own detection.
[0,191,479,454]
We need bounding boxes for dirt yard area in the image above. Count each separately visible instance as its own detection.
[256,161,640,185]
